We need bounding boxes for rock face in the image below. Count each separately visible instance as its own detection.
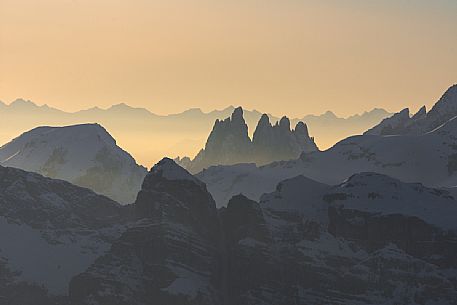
[195,107,252,169]
[197,85,457,207]
[69,158,224,305]
[366,84,457,135]
[0,165,126,305]
[252,115,317,165]
[177,107,318,173]
[0,123,148,204]
[2,160,457,304]
[219,194,273,305]
[364,108,412,135]
[64,159,457,305]
[222,173,457,305]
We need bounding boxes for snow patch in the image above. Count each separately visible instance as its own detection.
[0,217,111,295]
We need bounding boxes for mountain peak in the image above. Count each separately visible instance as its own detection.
[438,84,457,106]
[444,84,457,96]
[10,98,37,108]
[231,106,244,122]
[222,105,236,112]
[109,102,132,110]
[182,108,204,115]
[322,110,337,118]
[33,123,117,146]
[151,157,202,185]
[294,121,309,135]
[257,114,271,128]
[398,108,410,117]
[279,116,291,131]
[411,105,426,120]
[0,123,147,204]
[425,84,457,124]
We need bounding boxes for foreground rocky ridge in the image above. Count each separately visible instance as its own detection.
[176,107,318,173]
[69,160,457,305]
[69,158,224,305]
[1,160,457,304]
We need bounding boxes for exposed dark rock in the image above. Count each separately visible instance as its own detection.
[178,107,318,173]
[2,161,457,305]
[366,84,457,136]
[219,194,273,305]
[69,158,224,305]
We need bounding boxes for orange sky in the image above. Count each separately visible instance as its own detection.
[1,0,456,117]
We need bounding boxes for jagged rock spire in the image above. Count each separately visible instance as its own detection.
[294,121,309,136]
[180,107,318,173]
[231,106,244,122]
[279,116,291,131]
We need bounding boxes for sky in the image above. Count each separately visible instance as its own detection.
[1,0,456,118]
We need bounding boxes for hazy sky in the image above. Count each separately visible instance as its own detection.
[1,0,456,117]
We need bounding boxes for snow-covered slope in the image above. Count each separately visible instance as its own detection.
[3,159,457,304]
[366,84,457,136]
[222,172,457,304]
[67,159,457,305]
[327,172,457,230]
[0,124,147,204]
[0,166,127,303]
[198,115,457,206]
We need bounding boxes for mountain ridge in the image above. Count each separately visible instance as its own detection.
[0,98,392,165]
[68,159,457,305]
[1,158,457,304]
[176,107,318,173]
[0,123,147,204]
[0,98,390,120]
[197,84,457,207]
[366,84,457,136]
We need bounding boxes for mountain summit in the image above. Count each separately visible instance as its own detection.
[366,84,457,135]
[252,114,317,164]
[176,107,318,173]
[0,123,147,204]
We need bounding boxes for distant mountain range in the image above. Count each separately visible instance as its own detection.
[176,107,318,173]
[0,99,392,166]
[2,86,457,304]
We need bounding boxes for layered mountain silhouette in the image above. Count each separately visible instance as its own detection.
[198,85,457,206]
[1,160,457,304]
[365,84,457,135]
[2,82,457,304]
[176,107,318,173]
[0,99,391,165]
[0,124,147,204]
